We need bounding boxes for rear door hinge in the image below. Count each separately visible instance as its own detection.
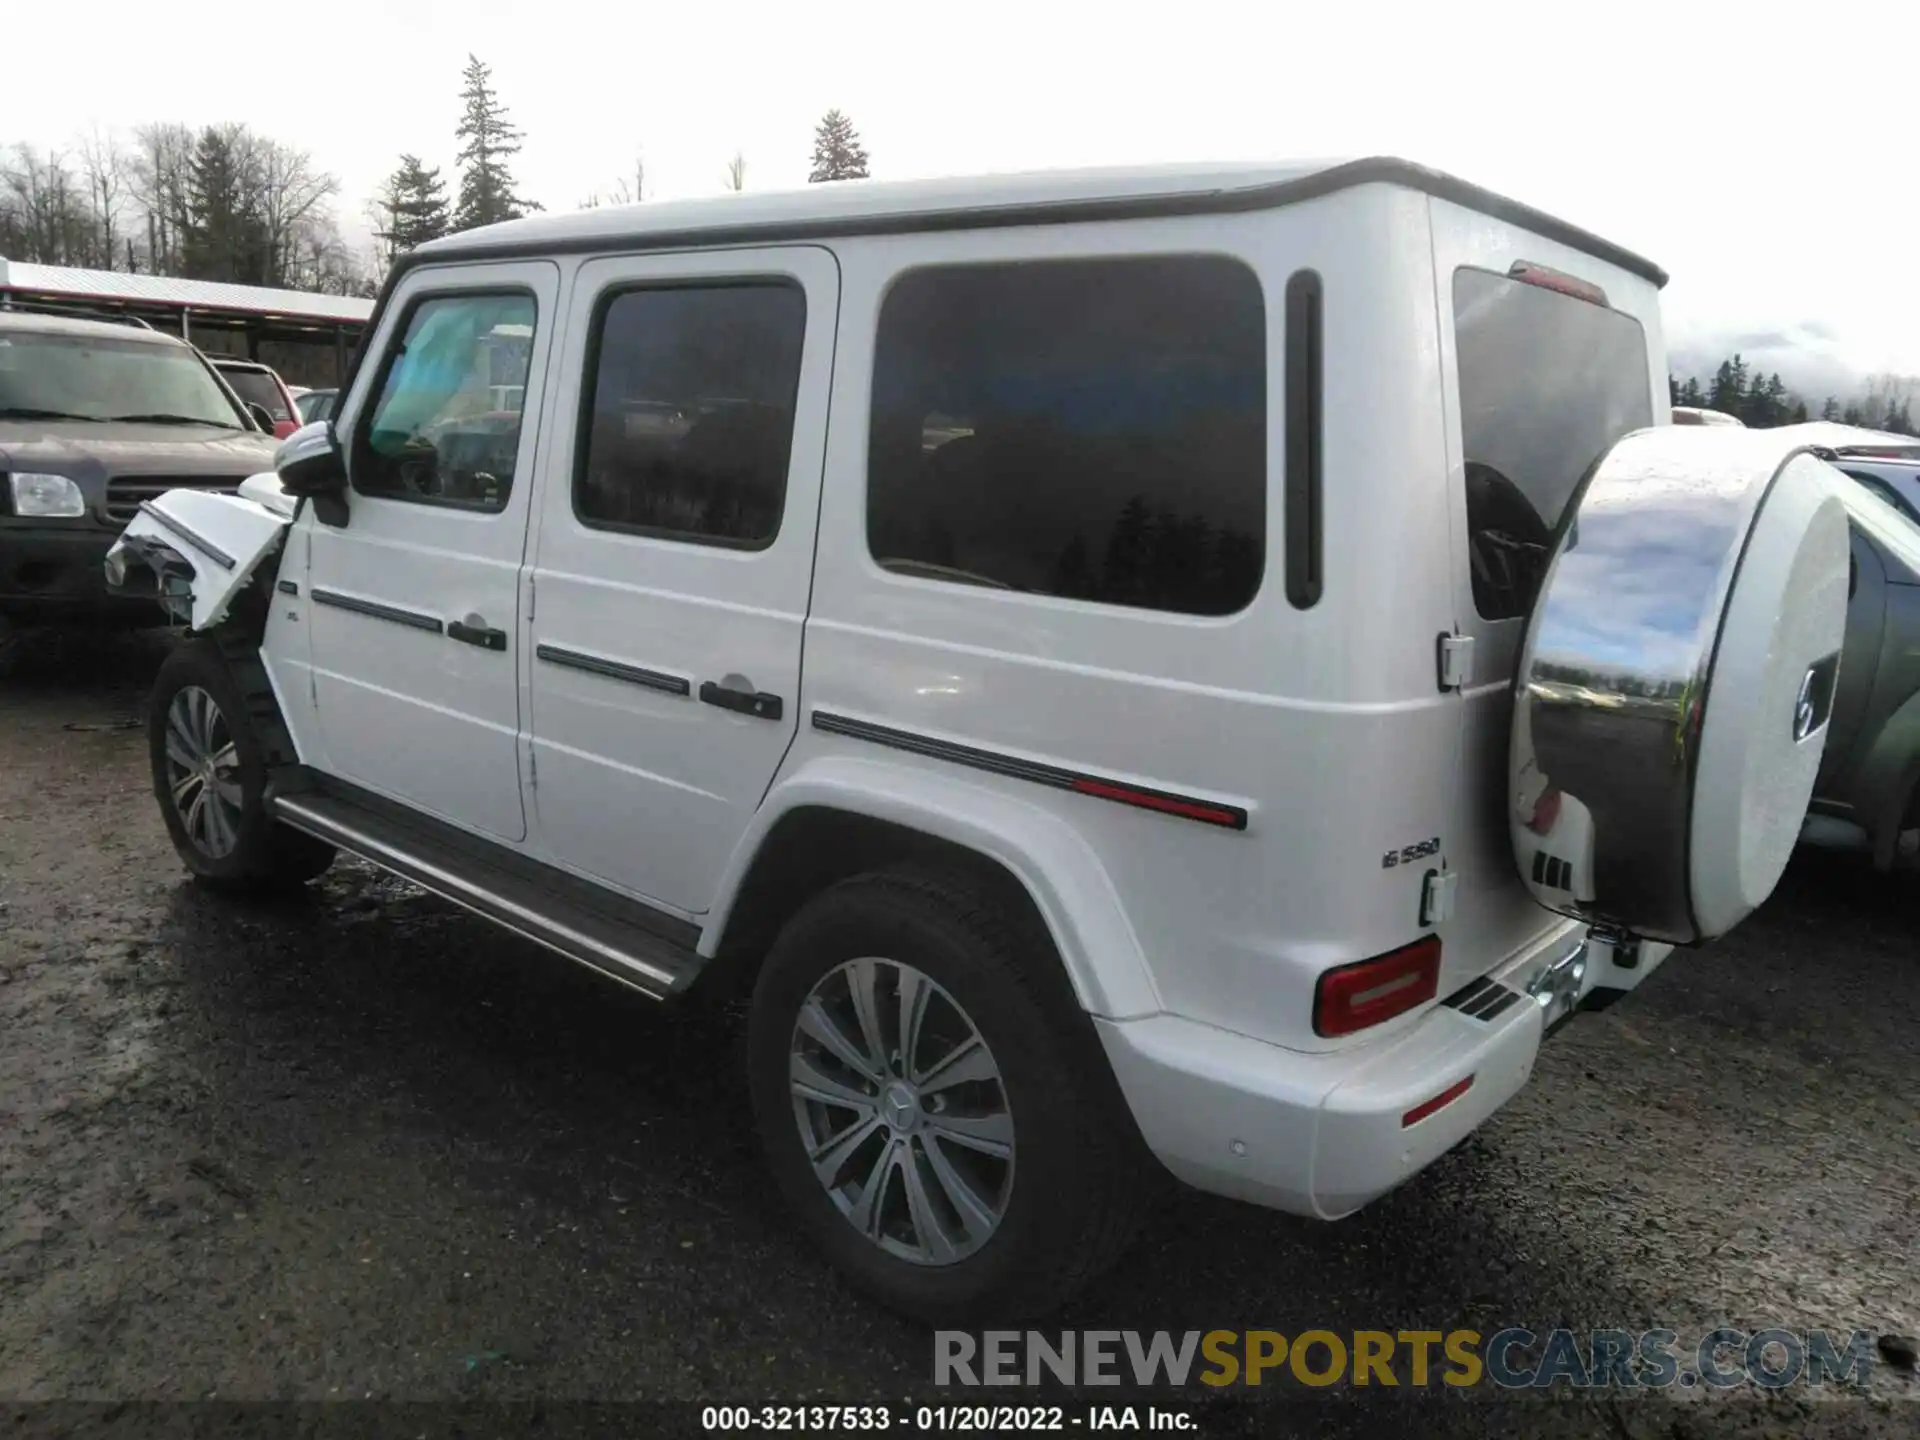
[1437,633,1475,692]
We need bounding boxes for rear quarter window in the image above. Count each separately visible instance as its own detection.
[866,255,1266,617]
[1453,267,1653,620]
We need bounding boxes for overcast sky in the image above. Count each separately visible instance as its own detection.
[12,2,1919,377]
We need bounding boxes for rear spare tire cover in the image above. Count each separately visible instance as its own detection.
[1510,427,1849,945]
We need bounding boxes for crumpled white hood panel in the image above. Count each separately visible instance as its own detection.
[103,474,294,631]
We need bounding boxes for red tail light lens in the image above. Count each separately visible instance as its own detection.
[1313,937,1443,1038]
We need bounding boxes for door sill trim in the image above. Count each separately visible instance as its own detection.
[273,787,702,1000]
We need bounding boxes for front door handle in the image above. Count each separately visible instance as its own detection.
[448,617,508,651]
[698,680,783,721]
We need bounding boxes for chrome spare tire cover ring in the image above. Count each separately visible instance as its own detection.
[163,684,244,859]
[789,958,1015,1266]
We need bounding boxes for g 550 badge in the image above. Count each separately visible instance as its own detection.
[1383,836,1441,869]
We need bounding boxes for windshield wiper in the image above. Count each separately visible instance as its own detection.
[107,413,245,430]
[0,407,101,421]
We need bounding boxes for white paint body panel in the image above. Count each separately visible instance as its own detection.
[105,487,292,630]
[523,247,839,913]
[180,164,1765,1220]
[299,259,560,846]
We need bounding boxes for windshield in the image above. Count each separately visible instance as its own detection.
[0,331,245,427]
[1453,267,1653,620]
[220,368,292,421]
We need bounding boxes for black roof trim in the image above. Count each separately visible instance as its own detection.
[394,157,1668,289]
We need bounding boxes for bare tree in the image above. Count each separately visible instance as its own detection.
[725,152,747,192]
[129,122,196,273]
[0,145,94,265]
[77,127,127,269]
[580,153,648,209]
[251,137,339,284]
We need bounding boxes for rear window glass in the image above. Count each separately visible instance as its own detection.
[867,256,1266,616]
[1453,267,1652,620]
[221,368,291,420]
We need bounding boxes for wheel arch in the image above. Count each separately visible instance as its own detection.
[699,756,1161,1021]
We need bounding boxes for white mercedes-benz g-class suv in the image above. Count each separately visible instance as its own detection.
[107,157,1850,1323]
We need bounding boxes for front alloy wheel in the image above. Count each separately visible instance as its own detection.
[790,958,1015,1265]
[162,684,244,858]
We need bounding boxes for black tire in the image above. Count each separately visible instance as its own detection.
[148,639,335,891]
[748,866,1155,1324]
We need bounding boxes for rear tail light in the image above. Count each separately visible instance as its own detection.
[1313,936,1443,1038]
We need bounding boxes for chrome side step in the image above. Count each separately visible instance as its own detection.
[273,788,703,1000]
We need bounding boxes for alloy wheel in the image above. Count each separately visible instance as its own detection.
[788,958,1015,1265]
[162,685,244,858]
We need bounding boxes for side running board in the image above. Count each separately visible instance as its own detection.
[272,783,703,1000]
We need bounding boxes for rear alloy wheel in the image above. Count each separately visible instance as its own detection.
[749,867,1155,1324]
[789,957,1015,1266]
[148,639,335,891]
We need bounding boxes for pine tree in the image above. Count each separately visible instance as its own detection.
[453,55,536,230]
[376,154,450,259]
[182,124,268,284]
[1790,399,1809,424]
[808,109,871,183]
[1707,356,1747,415]
[1821,396,1841,422]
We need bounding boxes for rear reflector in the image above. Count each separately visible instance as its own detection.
[1509,261,1609,308]
[1312,936,1443,1038]
[1402,1074,1475,1128]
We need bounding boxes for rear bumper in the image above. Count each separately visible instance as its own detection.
[0,524,134,617]
[1097,923,1626,1219]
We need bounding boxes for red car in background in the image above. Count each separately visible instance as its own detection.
[210,358,301,439]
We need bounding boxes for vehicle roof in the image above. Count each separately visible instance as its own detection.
[0,309,184,344]
[410,156,1668,287]
[1774,421,1920,458]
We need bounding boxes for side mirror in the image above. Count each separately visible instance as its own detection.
[275,422,350,526]
[246,401,277,433]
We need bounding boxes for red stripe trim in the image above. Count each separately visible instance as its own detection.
[1069,778,1243,828]
[1401,1075,1474,1128]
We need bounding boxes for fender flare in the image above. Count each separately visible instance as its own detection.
[701,753,1162,1020]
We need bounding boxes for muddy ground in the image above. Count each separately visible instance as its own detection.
[1,630,1915,1440]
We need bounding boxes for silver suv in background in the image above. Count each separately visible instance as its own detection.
[1777,425,1920,868]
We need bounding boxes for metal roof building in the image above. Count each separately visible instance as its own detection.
[0,258,374,385]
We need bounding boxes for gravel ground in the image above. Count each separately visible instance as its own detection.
[1,629,1915,1440]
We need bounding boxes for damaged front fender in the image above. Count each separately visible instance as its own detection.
[103,475,295,632]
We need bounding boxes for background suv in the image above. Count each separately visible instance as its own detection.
[0,311,278,672]
[1779,425,1920,868]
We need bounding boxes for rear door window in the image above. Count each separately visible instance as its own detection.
[1453,267,1653,620]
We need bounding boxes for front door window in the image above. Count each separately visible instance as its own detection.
[354,292,537,511]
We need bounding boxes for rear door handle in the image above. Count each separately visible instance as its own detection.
[448,617,508,651]
[698,680,783,721]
